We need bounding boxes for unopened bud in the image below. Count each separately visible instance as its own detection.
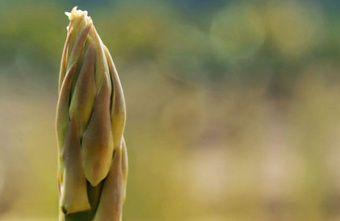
[56,7,128,221]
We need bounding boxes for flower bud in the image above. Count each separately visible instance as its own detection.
[56,7,127,220]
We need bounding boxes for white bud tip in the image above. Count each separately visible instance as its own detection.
[65,6,89,21]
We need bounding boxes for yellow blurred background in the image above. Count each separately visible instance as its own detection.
[0,0,340,220]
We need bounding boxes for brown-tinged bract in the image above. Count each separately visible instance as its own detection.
[56,7,128,221]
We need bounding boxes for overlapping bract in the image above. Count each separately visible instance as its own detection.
[56,7,128,221]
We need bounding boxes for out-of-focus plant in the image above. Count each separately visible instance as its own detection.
[56,7,128,221]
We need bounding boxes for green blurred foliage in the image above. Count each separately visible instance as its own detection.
[0,0,340,221]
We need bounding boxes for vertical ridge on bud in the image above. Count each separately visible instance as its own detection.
[61,119,91,214]
[81,78,114,186]
[104,46,126,149]
[93,139,128,221]
[69,45,97,133]
[58,31,70,91]
[56,7,128,221]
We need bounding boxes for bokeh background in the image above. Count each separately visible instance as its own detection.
[0,0,340,220]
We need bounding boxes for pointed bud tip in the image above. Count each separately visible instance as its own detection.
[65,6,91,22]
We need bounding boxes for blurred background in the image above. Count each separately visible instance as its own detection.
[0,0,340,220]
